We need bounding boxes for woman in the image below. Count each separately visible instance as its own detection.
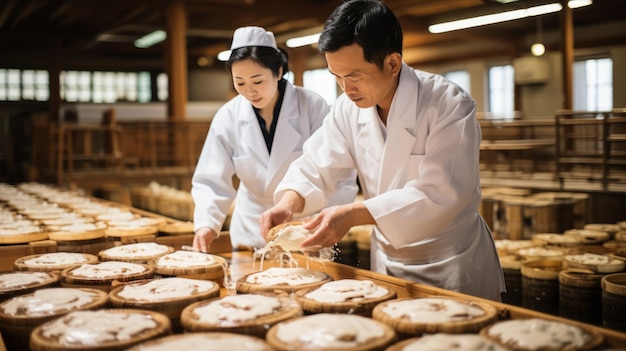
[191,26,357,252]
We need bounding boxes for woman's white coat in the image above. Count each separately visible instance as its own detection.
[192,82,357,248]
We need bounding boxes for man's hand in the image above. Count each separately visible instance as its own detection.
[192,227,218,253]
[301,202,375,250]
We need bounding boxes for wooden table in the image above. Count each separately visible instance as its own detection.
[220,251,626,348]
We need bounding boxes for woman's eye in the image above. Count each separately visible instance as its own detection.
[253,81,263,85]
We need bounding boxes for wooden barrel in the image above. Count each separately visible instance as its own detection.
[478,189,498,233]
[526,199,558,234]
[499,196,529,240]
[333,230,358,267]
[601,273,626,331]
[353,225,372,270]
[499,254,523,307]
[559,269,604,326]
[521,259,563,317]
[487,188,530,238]
[531,192,578,232]
[586,223,621,240]
[502,268,523,307]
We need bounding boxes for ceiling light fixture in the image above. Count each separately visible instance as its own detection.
[530,17,545,56]
[286,33,320,48]
[428,0,592,34]
[134,30,166,48]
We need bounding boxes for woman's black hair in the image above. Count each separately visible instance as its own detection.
[318,0,402,70]
[225,46,289,77]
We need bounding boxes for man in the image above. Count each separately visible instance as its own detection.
[260,0,505,301]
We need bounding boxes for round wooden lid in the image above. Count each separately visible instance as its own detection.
[520,259,563,280]
[564,229,611,245]
[181,293,302,338]
[14,252,98,272]
[499,255,523,270]
[513,246,568,261]
[109,277,220,319]
[148,250,227,279]
[584,223,621,236]
[294,279,397,316]
[531,233,585,247]
[103,217,163,238]
[47,221,107,241]
[479,318,604,351]
[157,221,194,235]
[29,308,171,351]
[601,272,626,296]
[563,253,625,274]
[386,334,511,351]
[61,261,154,292]
[266,313,396,351]
[0,271,59,301]
[0,287,108,327]
[236,267,333,294]
[125,332,274,351]
[0,228,47,244]
[371,296,499,335]
[99,242,174,263]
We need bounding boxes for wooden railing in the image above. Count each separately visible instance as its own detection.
[555,108,626,190]
[31,118,211,189]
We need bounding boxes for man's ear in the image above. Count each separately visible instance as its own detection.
[386,53,402,76]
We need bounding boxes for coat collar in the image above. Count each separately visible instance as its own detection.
[266,83,301,185]
[378,63,419,192]
[355,63,419,193]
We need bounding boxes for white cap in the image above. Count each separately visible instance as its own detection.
[230,26,278,50]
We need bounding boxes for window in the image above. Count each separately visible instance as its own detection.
[60,70,161,103]
[303,69,337,106]
[22,70,49,101]
[573,57,612,111]
[156,73,168,102]
[444,70,470,94]
[488,65,514,118]
[0,69,48,101]
[61,71,92,102]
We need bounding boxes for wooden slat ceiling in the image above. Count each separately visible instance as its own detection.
[0,0,624,70]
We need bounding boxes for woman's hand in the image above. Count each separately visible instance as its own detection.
[260,190,305,240]
[192,227,218,253]
[260,205,294,240]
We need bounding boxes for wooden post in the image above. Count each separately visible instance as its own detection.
[560,0,574,110]
[165,0,188,121]
[289,49,307,87]
[165,0,187,166]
